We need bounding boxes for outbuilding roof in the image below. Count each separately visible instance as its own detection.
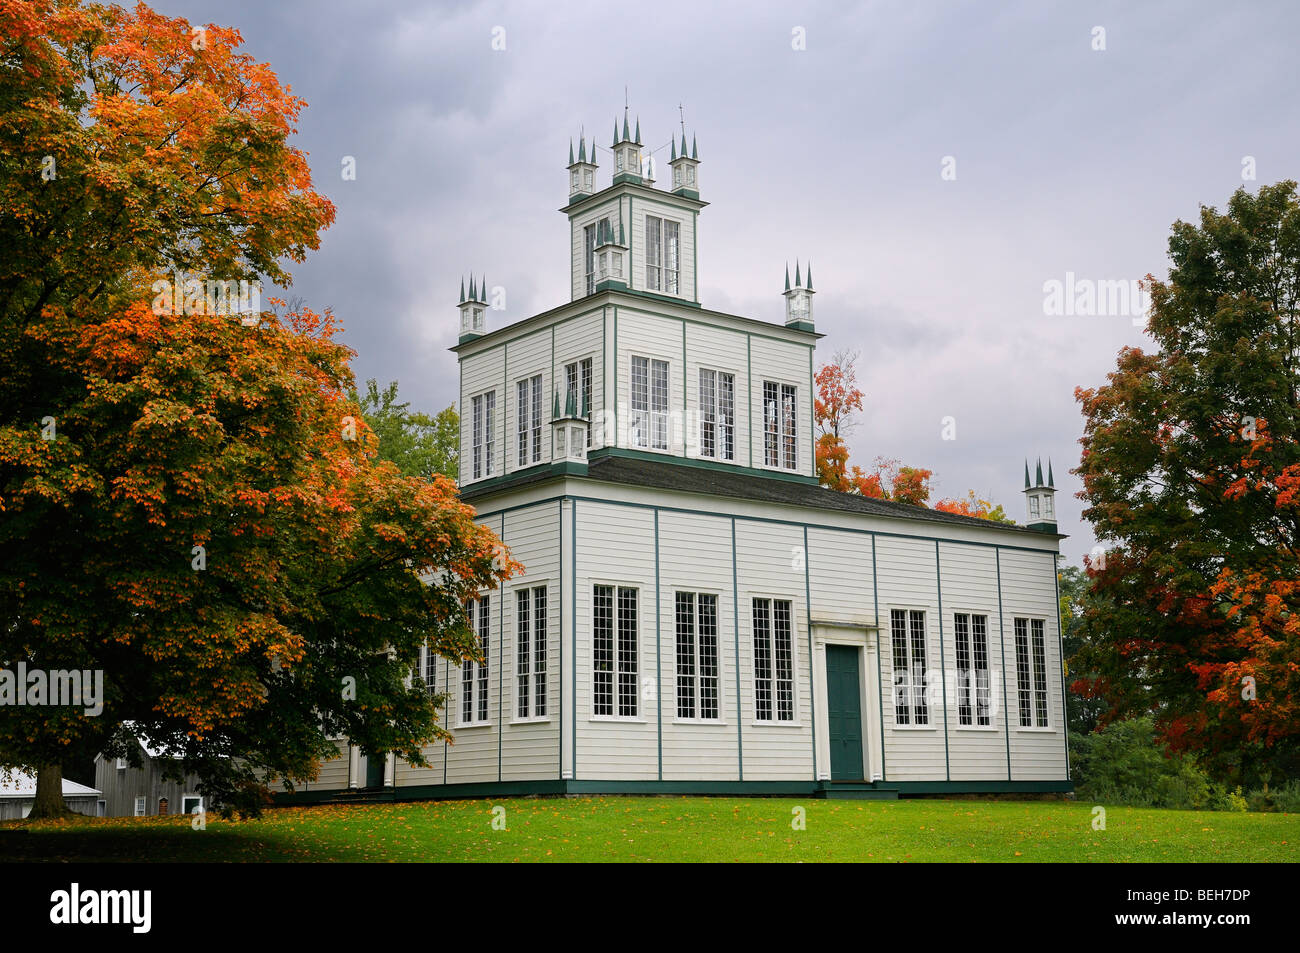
[0,769,101,798]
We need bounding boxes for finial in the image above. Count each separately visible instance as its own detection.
[671,137,677,161]
[568,139,574,166]
[794,260,801,287]
[806,261,813,291]
[691,134,698,160]
[1035,457,1044,486]
[634,116,641,145]
[784,263,790,292]
[1047,458,1055,488]
[1024,460,1030,489]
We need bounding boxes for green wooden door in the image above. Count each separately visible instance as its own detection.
[365,752,386,788]
[826,645,865,780]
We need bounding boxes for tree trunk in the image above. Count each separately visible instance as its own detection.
[28,763,71,820]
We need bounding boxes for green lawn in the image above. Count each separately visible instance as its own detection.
[1,797,1294,862]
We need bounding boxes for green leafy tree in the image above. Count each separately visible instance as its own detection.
[1074,180,1300,787]
[353,379,458,482]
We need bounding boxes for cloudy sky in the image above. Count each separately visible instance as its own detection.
[154,0,1300,565]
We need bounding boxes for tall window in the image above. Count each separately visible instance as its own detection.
[954,613,991,726]
[675,592,720,720]
[630,356,669,450]
[516,587,548,718]
[762,381,798,470]
[698,368,735,461]
[565,357,593,446]
[470,391,495,480]
[418,644,438,697]
[462,596,490,725]
[583,219,607,295]
[753,598,795,722]
[646,216,680,294]
[516,374,543,466]
[1015,618,1050,727]
[593,585,639,717]
[890,609,929,725]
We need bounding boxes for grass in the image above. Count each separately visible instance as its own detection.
[1,797,1294,862]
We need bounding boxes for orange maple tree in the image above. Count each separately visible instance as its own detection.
[0,1,513,816]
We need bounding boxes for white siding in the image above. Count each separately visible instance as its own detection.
[734,519,814,780]
[876,535,947,781]
[939,542,1008,781]
[658,510,739,780]
[573,500,658,779]
[999,548,1069,781]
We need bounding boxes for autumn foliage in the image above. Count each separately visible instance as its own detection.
[0,1,512,814]
[1074,181,1300,783]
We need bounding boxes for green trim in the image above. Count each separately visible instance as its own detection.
[731,517,743,781]
[612,307,619,448]
[996,548,1011,781]
[872,534,885,781]
[803,525,816,780]
[786,320,815,333]
[692,209,699,302]
[807,346,815,477]
[617,286,703,310]
[746,336,753,468]
[935,541,950,781]
[654,509,663,780]
[571,498,578,781]
[498,512,505,782]
[268,777,1073,806]
[561,179,706,216]
[585,446,820,485]
[594,278,629,293]
[1053,554,1071,780]
[558,499,564,780]
[681,321,688,457]
[469,491,1060,558]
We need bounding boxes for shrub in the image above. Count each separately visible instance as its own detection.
[1073,716,1216,809]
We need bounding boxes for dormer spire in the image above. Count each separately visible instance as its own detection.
[1024,454,1058,532]
[783,258,814,330]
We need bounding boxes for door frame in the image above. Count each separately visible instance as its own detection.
[811,623,882,782]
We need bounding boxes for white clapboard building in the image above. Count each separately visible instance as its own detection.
[294,112,1070,801]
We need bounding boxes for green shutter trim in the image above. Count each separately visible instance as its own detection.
[996,548,1011,781]
[732,517,743,781]
[872,533,885,781]
[803,525,816,781]
[935,540,950,781]
[654,508,663,780]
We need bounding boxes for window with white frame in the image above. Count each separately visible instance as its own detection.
[630,356,669,450]
[1014,617,1050,727]
[417,643,438,696]
[470,391,495,480]
[890,608,929,726]
[134,795,146,817]
[752,598,795,722]
[516,586,548,718]
[675,592,720,720]
[698,368,735,461]
[583,218,608,295]
[593,584,638,717]
[645,215,680,294]
[516,374,543,466]
[565,357,593,446]
[182,795,203,816]
[461,596,490,725]
[1029,496,1041,520]
[954,613,991,726]
[762,381,798,470]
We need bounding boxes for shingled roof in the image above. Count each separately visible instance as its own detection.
[462,454,1059,539]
